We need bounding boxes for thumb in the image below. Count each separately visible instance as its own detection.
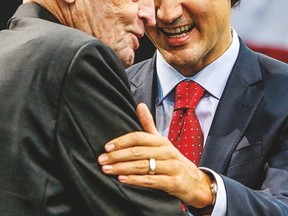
[136,103,159,135]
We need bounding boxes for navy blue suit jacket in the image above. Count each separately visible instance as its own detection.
[127,41,288,215]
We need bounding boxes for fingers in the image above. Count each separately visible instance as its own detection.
[99,103,168,159]
[101,159,150,175]
[99,146,153,164]
[118,174,172,192]
[98,144,174,165]
[103,131,162,153]
[100,104,157,151]
[101,159,176,176]
[136,103,159,135]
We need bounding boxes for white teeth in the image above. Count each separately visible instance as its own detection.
[169,32,189,38]
[163,24,192,34]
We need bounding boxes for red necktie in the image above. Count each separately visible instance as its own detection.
[168,80,205,166]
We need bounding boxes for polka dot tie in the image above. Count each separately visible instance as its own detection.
[168,80,205,166]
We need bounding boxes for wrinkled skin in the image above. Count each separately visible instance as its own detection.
[25,0,156,68]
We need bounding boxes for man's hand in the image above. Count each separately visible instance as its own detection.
[98,103,213,208]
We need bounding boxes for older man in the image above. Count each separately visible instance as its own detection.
[0,0,187,215]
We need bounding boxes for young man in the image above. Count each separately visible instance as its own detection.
[99,0,288,215]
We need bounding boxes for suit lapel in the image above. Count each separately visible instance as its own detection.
[200,41,264,173]
[128,56,158,118]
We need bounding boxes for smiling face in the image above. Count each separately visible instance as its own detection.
[68,0,155,68]
[146,0,232,76]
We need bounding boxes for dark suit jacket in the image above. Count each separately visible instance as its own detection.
[127,41,288,215]
[0,3,187,216]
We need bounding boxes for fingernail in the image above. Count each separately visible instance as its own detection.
[105,143,115,152]
[102,165,113,172]
[118,175,128,182]
[98,155,108,164]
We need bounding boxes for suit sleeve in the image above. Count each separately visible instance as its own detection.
[222,134,288,215]
[55,41,186,216]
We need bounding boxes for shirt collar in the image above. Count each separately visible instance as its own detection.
[156,28,240,104]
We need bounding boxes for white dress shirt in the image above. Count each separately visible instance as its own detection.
[155,29,240,215]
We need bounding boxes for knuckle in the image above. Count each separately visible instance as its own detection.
[165,177,179,193]
[106,152,116,162]
[144,175,154,186]
[130,132,143,144]
[129,146,145,158]
[134,160,148,170]
[160,144,178,159]
[169,148,178,159]
[174,176,183,187]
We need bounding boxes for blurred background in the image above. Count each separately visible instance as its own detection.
[1,0,287,63]
[231,0,288,63]
[0,0,21,29]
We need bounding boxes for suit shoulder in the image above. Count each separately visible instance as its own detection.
[257,53,288,75]
[31,19,101,50]
[255,53,288,106]
[126,58,154,79]
[17,17,118,65]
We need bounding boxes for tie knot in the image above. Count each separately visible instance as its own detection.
[174,80,205,110]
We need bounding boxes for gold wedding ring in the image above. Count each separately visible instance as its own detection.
[148,158,156,175]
